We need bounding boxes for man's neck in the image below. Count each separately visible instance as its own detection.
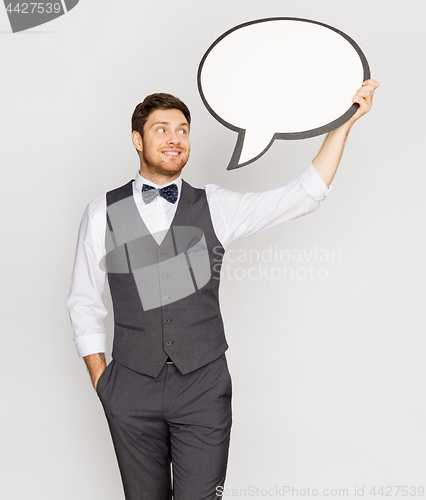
[138,169,181,187]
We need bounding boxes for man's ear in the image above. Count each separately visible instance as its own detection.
[132,130,143,153]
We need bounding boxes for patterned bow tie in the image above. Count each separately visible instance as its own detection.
[141,183,178,204]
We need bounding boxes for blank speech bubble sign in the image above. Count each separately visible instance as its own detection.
[197,18,370,170]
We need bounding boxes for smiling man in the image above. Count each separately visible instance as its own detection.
[68,84,378,500]
[135,106,191,180]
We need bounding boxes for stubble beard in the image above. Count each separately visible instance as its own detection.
[141,148,190,179]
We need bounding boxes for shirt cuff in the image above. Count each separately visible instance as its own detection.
[74,333,106,358]
[297,162,332,202]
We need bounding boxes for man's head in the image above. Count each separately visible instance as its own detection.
[131,94,191,184]
[132,93,191,138]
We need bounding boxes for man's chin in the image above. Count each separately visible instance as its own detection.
[162,156,189,173]
[162,161,187,176]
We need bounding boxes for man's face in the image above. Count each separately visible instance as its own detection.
[139,108,190,178]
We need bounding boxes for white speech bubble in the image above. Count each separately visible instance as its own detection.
[197,18,370,170]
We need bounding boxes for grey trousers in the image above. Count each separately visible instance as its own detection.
[96,354,232,500]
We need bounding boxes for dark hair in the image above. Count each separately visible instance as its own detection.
[131,93,191,138]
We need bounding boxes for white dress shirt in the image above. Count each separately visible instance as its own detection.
[67,163,331,358]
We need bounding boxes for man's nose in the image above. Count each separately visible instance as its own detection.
[167,132,180,145]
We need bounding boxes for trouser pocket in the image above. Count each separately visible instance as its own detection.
[96,359,114,397]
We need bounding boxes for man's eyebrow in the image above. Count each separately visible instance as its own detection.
[150,121,189,128]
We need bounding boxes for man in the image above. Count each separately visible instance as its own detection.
[67,81,379,500]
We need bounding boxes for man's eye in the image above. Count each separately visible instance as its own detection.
[179,129,187,134]
[157,128,166,133]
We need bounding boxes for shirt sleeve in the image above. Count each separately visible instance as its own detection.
[66,196,108,357]
[205,162,332,248]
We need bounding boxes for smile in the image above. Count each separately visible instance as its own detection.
[162,150,181,157]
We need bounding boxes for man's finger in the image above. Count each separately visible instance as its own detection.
[356,87,373,98]
[357,87,375,104]
[353,94,371,113]
[362,79,379,89]
[359,84,376,92]
[352,95,365,105]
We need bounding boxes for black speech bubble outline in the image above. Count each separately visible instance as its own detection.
[197,17,370,170]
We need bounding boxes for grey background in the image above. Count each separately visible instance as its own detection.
[0,0,424,498]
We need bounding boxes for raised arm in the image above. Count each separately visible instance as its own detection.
[312,79,379,187]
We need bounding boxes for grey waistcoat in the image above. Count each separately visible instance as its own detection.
[103,179,227,378]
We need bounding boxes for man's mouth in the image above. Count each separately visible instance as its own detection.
[162,150,181,157]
